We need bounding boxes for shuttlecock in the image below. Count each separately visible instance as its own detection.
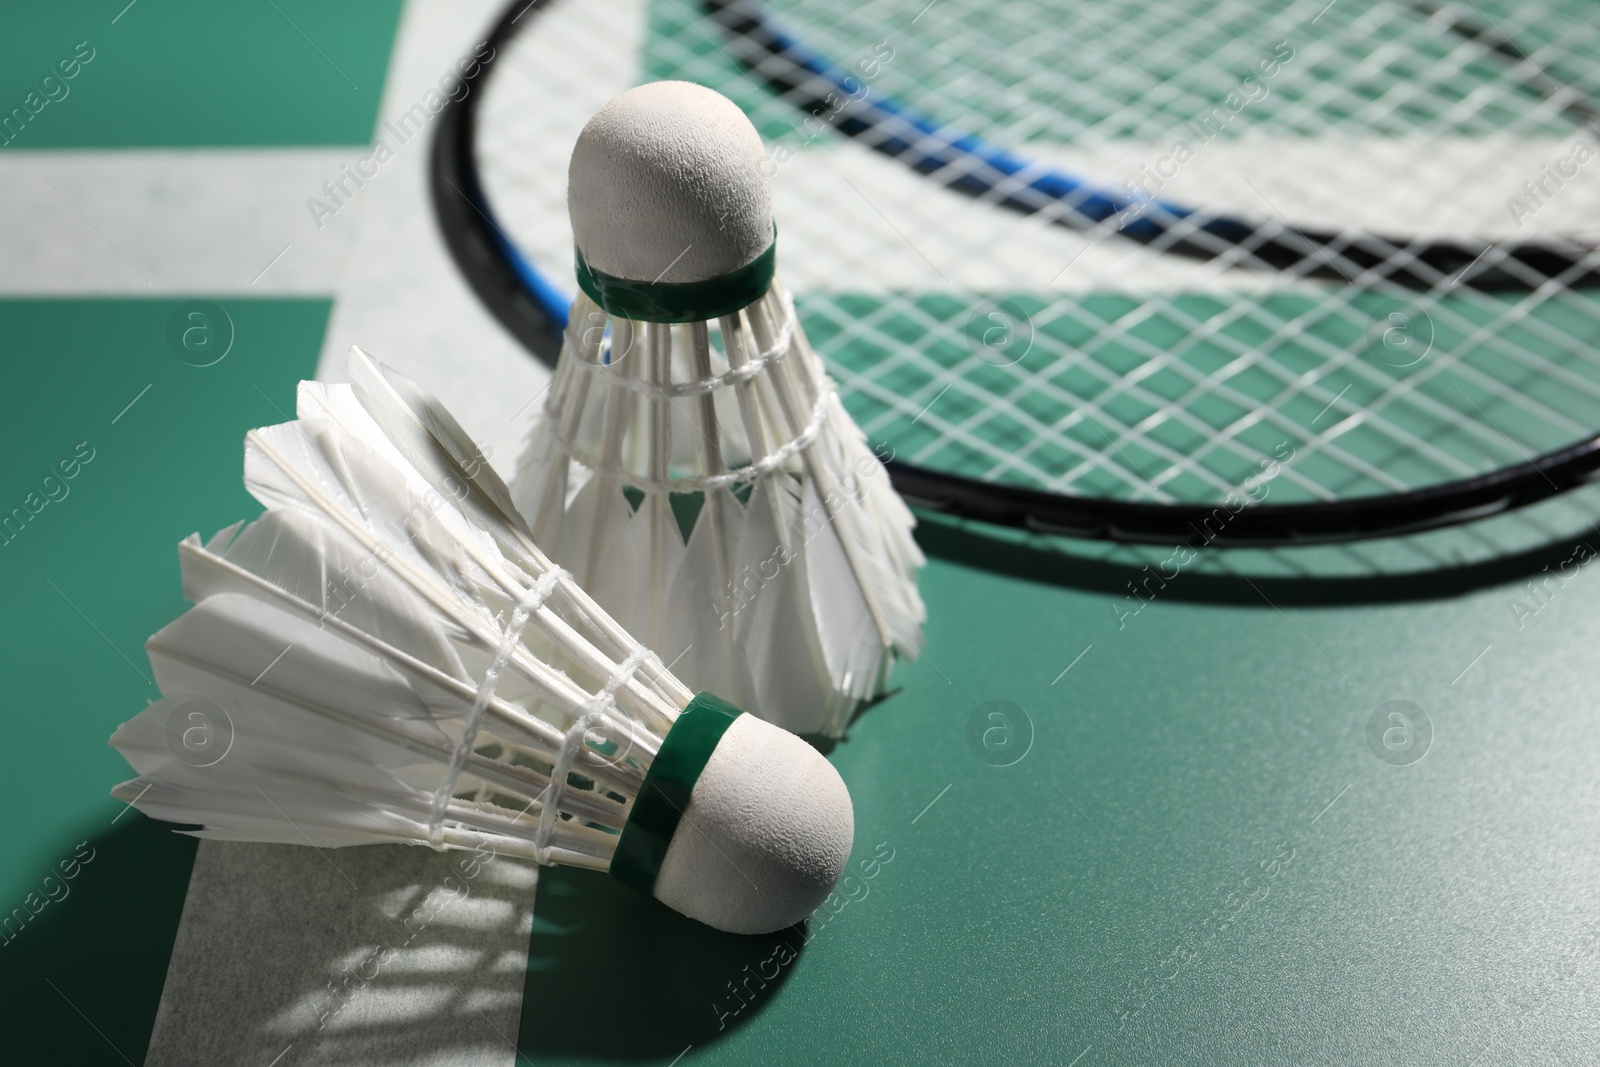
[109,348,853,935]
[512,81,925,738]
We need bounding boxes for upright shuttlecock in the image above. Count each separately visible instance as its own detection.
[109,349,853,935]
[512,81,925,737]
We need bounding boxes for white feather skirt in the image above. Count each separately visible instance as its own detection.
[511,280,925,737]
[111,350,696,871]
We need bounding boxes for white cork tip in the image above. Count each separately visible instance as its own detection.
[568,80,773,285]
[652,714,854,934]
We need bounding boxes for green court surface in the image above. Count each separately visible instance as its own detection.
[4,3,1600,1065]
[0,298,331,1062]
[0,1,404,147]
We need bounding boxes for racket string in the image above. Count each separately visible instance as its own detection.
[466,0,1600,544]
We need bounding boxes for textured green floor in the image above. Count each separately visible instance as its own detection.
[0,0,403,147]
[0,299,330,1064]
[510,498,1600,1065]
[1,3,398,1054]
[5,1,1600,1064]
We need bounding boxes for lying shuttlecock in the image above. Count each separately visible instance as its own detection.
[109,349,853,935]
[512,81,925,738]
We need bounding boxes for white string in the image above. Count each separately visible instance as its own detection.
[530,646,657,864]
[544,366,835,494]
[641,0,1600,501]
[564,288,800,399]
[427,568,566,848]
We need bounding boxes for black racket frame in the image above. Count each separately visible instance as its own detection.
[430,0,1600,547]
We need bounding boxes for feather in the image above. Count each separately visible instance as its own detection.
[108,342,860,934]
[115,594,624,863]
[347,346,529,534]
[731,477,836,735]
[109,350,728,875]
[663,486,759,716]
[513,285,925,735]
[179,509,469,678]
[344,350,687,723]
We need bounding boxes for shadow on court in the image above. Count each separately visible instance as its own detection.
[519,866,805,1059]
[0,816,194,1066]
[917,515,1598,607]
[1,800,805,1066]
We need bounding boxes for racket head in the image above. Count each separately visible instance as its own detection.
[436,0,1600,547]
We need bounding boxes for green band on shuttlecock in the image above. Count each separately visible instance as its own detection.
[574,228,777,324]
[609,692,743,894]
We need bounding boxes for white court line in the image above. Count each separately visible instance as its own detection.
[137,6,546,1067]
[0,149,358,294]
